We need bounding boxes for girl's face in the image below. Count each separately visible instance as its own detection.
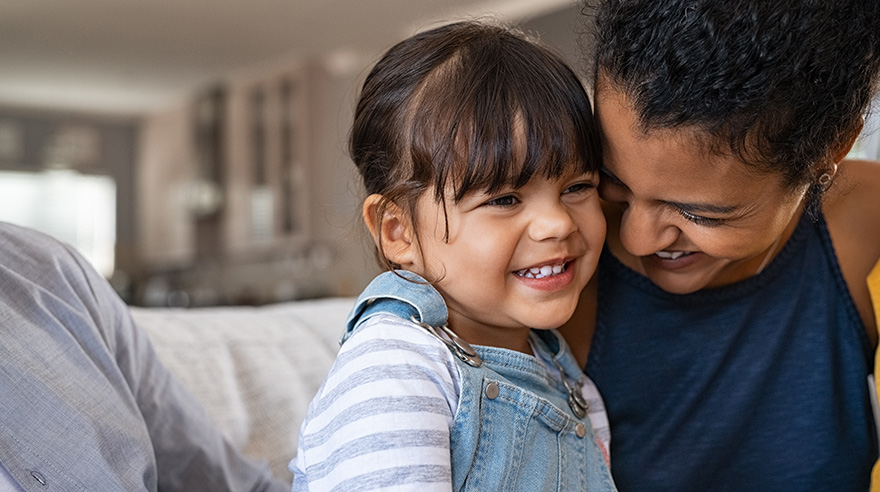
[595,86,806,294]
[409,169,605,352]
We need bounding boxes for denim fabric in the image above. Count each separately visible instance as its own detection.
[343,269,448,344]
[345,270,617,491]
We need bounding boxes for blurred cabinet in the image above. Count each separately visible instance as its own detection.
[139,68,311,260]
[136,64,328,305]
[224,68,310,256]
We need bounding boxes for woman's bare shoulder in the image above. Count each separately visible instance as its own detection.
[826,159,880,247]
[824,159,880,338]
[839,158,880,188]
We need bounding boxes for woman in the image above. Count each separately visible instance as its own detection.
[561,0,880,490]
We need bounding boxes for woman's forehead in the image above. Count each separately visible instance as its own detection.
[597,87,789,198]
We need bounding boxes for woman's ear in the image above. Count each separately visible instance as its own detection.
[362,194,418,268]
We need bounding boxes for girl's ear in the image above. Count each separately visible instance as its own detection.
[362,194,418,268]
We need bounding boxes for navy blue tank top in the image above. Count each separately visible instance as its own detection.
[587,211,876,491]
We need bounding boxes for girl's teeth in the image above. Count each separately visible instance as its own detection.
[518,263,566,279]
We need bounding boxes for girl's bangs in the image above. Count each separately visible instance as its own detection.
[403,32,598,203]
[407,90,593,203]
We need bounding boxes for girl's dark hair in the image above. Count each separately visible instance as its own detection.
[351,20,601,269]
[585,0,880,196]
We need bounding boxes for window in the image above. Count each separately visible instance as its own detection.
[0,169,116,276]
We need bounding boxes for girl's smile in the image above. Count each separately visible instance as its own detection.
[404,171,604,352]
[515,259,569,279]
[515,258,577,292]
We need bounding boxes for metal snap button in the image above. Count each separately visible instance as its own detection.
[485,381,499,399]
[575,423,587,438]
[29,470,47,486]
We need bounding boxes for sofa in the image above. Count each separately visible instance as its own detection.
[129,296,356,484]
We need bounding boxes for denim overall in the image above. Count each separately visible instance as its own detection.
[344,271,617,491]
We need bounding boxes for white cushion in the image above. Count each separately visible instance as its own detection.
[131,297,353,480]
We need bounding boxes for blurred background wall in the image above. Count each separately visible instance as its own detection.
[0,1,588,306]
[1,1,876,306]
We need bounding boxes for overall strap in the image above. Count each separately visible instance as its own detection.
[341,270,447,345]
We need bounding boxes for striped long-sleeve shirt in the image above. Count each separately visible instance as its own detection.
[289,314,609,491]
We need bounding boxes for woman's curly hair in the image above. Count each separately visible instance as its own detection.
[584,0,880,197]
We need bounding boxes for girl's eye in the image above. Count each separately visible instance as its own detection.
[678,209,725,227]
[485,195,519,207]
[599,168,625,187]
[563,182,595,195]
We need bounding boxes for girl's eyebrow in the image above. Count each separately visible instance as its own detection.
[601,166,738,214]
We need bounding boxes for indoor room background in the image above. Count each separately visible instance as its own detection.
[0,0,876,307]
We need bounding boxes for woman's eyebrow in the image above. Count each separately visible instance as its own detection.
[601,165,737,214]
[662,199,738,214]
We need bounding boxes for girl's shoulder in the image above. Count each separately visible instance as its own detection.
[342,314,460,362]
[303,313,463,437]
[294,314,461,491]
[824,159,880,337]
[334,313,463,395]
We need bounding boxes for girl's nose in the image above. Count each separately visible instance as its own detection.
[617,202,679,257]
[529,202,578,241]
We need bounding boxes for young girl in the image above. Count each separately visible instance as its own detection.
[290,21,615,491]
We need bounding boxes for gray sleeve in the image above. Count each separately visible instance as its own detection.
[59,243,289,492]
[0,221,288,492]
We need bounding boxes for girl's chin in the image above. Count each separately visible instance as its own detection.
[521,306,581,331]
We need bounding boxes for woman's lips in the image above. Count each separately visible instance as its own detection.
[646,250,702,270]
[654,250,690,260]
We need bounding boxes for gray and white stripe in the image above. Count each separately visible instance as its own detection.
[291,315,461,491]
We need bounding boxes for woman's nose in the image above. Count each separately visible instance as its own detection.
[617,202,679,257]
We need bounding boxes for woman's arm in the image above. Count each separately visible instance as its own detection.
[558,275,599,369]
[824,159,880,343]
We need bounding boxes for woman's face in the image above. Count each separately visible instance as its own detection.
[595,86,807,294]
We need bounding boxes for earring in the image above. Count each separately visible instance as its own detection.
[818,172,833,189]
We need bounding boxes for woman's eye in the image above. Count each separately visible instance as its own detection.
[678,209,724,227]
[485,195,519,207]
